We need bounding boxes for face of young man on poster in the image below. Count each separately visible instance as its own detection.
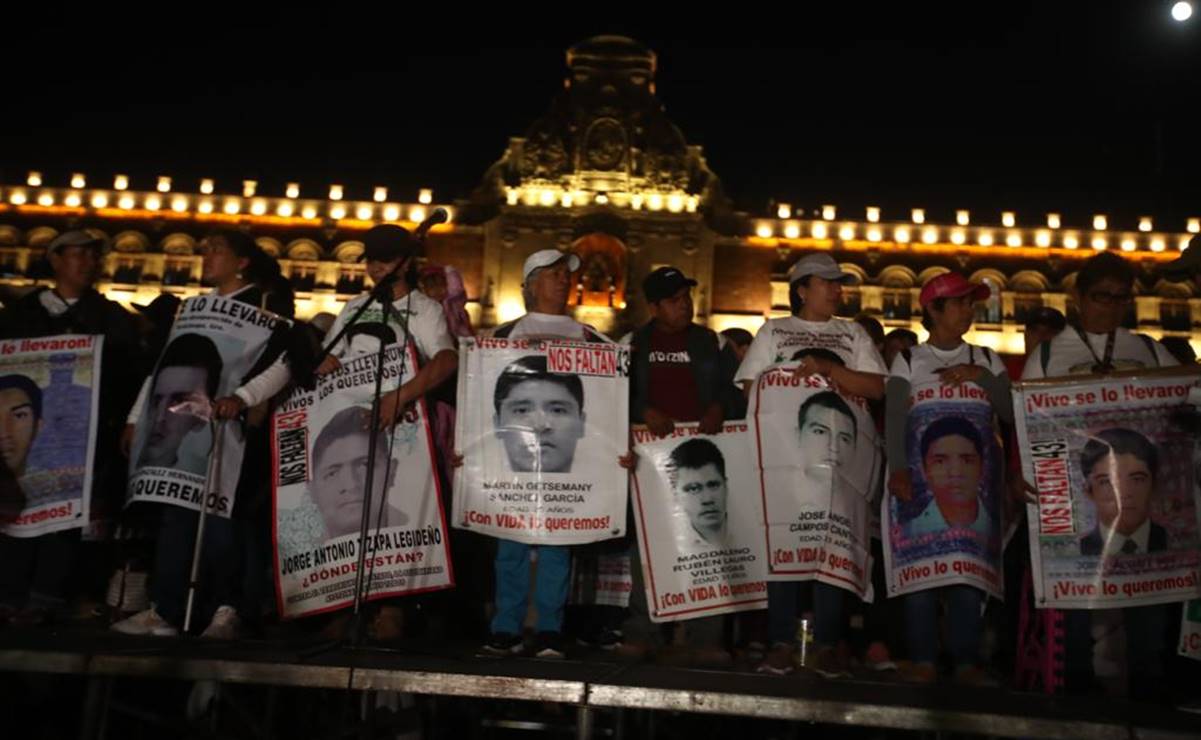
[312,432,399,538]
[1085,452,1154,537]
[922,433,983,523]
[0,386,41,478]
[141,365,210,468]
[674,462,728,544]
[798,403,856,473]
[494,378,586,473]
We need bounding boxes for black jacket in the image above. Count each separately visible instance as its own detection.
[628,321,741,424]
[1079,521,1168,556]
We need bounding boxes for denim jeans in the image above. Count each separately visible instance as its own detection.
[490,540,570,635]
[904,585,985,666]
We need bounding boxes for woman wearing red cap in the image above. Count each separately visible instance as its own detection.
[885,271,1012,686]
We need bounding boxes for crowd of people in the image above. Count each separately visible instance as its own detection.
[1,223,1199,708]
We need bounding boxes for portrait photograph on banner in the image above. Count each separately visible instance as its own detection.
[272,343,453,620]
[631,422,768,622]
[883,391,1004,600]
[126,295,285,517]
[1015,367,1201,609]
[749,365,879,599]
[0,335,102,537]
[452,337,629,546]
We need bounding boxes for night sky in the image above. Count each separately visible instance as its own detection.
[4,5,1199,229]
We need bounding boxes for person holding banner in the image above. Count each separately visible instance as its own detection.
[737,253,886,677]
[114,231,293,639]
[1020,251,1178,700]
[466,248,627,660]
[885,272,1011,685]
[0,230,143,627]
[622,266,737,664]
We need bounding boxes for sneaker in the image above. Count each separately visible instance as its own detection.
[898,660,938,685]
[368,606,405,641]
[481,633,525,656]
[200,605,243,640]
[112,606,179,637]
[756,642,797,676]
[808,645,852,679]
[952,664,999,687]
[864,641,897,672]
[534,631,566,660]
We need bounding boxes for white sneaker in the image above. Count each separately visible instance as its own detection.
[111,607,178,637]
[200,605,243,640]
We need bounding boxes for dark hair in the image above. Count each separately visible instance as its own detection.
[920,416,985,461]
[788,276,811,315]
[920,297,952,331]
[885,328,919,346]
[1080,427,1158,485]
[0,374,42,421]
[206,229,295,318]
[720,328,753,348]
[790,347,846,366]
[1027,307,1067,333]
[1076,252,1135,295]
[156,333,223,399]
[493,355,584,415]
[312,406,386,469]
[798,390,857,439]
[667,438,726,485]
[854,314,885,346]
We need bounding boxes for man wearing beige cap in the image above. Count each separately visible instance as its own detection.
[474,249,617,659]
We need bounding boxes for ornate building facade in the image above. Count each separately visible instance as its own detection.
[2,36,1198,356]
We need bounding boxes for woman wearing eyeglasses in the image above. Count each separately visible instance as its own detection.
[1021,252,1176,379]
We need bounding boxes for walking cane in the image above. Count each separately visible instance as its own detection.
[183,417,225,634]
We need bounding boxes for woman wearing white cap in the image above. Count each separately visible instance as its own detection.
[737,252,887,677]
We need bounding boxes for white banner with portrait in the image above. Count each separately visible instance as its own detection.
[749,366,880,599]
[0,335,102,537]
[272,343,453,619]
[452,337,630,545]
[882,386,1005,599]
[631,422,768,622]
[1014,367,1201,609]
[127,295,284,516]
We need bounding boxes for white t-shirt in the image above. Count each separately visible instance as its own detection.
[233,289,456,407]
[735,315,887,383]
[1020,327,1177,380]
[495,312,604,342]
[889,342,1008,391]
[325,289,455,365]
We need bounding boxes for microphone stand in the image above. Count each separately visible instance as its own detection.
[301,255,416,657]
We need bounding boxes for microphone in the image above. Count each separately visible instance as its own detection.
[413,207,449,240]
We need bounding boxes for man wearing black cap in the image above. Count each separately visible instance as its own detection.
[0,230,144,626]
[622,266,738,663]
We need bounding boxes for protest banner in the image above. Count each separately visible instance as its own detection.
[1014,367,1201,608]
[0,335,102,537]
[273,343,453,619]
[631,421,768,621]
[453,337,630,545]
